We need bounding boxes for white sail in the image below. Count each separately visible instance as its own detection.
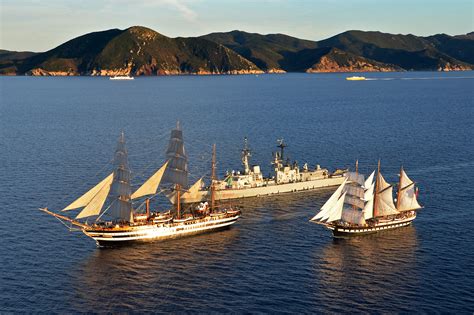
[342,207,366,225]
[362,197,374,219]
[311,178,347,221]
[376,183,399,216]
[364,181,375,201]
[345,172,365,186]
[131,161,169,200]
[364,171,375,189]
[76,181,112,219]
[63,173,114,211]
[377,172,391,190]
[398,169,422,211]
[326,192,347,222]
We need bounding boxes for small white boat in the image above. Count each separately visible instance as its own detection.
[109,75,134,80]
[346,76,366,81]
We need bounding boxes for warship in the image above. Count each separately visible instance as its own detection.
[172,138,347,204]
[310,160,422,237]
[40,126,240,247]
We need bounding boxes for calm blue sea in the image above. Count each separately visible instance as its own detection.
[0,72,473,313]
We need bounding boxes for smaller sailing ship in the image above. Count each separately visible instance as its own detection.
[310,160,422,237]
[40,126,240,247]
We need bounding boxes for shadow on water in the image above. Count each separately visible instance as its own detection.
[68,228,240,312]
[312,226,420,312]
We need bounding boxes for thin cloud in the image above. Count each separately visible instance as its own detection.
[141,0,198,21]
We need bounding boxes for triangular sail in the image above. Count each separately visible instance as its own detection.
[362,197,374,219]
[63,173,113,211]
[76,182,112,219]
[166,177,205,205]
[398,169,422,211]
[311,178,347,221]
[326,192,347,222]
[364,171,375,189]
[131,161,169,200]
[162,122,188,188]
[375,172,399,217]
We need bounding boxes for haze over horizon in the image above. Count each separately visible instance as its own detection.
[1,0,473,52]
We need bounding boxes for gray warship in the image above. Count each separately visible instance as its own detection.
[173,138,347,204]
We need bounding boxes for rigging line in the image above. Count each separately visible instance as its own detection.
[56,157,115,207]
[54,215,75,230]
[95,200,115,222]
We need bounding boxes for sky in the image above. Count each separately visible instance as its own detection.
[1,0,473,51]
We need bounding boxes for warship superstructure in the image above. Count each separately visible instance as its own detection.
[310,160,422,237]
[40,126,240,247]
[175,138,347,204]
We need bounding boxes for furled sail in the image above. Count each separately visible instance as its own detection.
[311,178,347,221]
[107,132,134,222]
[375,172,399,217]
[131,161,169,200]
[397,169,422,211]
[162,122,188,188]
[63,173,113,211]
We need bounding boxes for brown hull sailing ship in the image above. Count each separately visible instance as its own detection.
[310,161,422,237]
[40,125,240,247]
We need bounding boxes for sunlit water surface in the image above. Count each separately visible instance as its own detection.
[1,72,473,312]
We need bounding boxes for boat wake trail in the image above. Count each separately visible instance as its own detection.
[365,76,474,81]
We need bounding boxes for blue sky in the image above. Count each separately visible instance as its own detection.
[1,0,473,51]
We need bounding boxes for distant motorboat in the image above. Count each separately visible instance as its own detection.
[110,75,134,80]
[346,76,366,81]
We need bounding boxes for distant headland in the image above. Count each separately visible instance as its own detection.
[1,26,473,76]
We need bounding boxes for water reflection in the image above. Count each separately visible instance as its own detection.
[69,228,240,312]
[313,226,420,312]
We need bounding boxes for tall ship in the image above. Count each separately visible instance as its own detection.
[173,138,347,204]
[310,161,422,237]
[40,125,240,247]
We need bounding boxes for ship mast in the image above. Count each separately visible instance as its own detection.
[176,184,181,219]
[211,143,216,212]
[277,139,287,161]
[242,137,251,175]
[396,165,403,210]
[374,159,381,218]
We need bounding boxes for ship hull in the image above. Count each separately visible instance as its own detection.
[83,214,239,247]
[182,176,345,204]
[329,215,416,237]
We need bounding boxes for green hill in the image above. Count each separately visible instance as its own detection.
[3,26,261,76]
[1,27,473,75]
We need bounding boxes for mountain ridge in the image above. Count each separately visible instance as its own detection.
[1,26,473,75]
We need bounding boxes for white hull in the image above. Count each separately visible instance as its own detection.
[84,214,239,246]
[328,214,416,237]
[181,176,345,203]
